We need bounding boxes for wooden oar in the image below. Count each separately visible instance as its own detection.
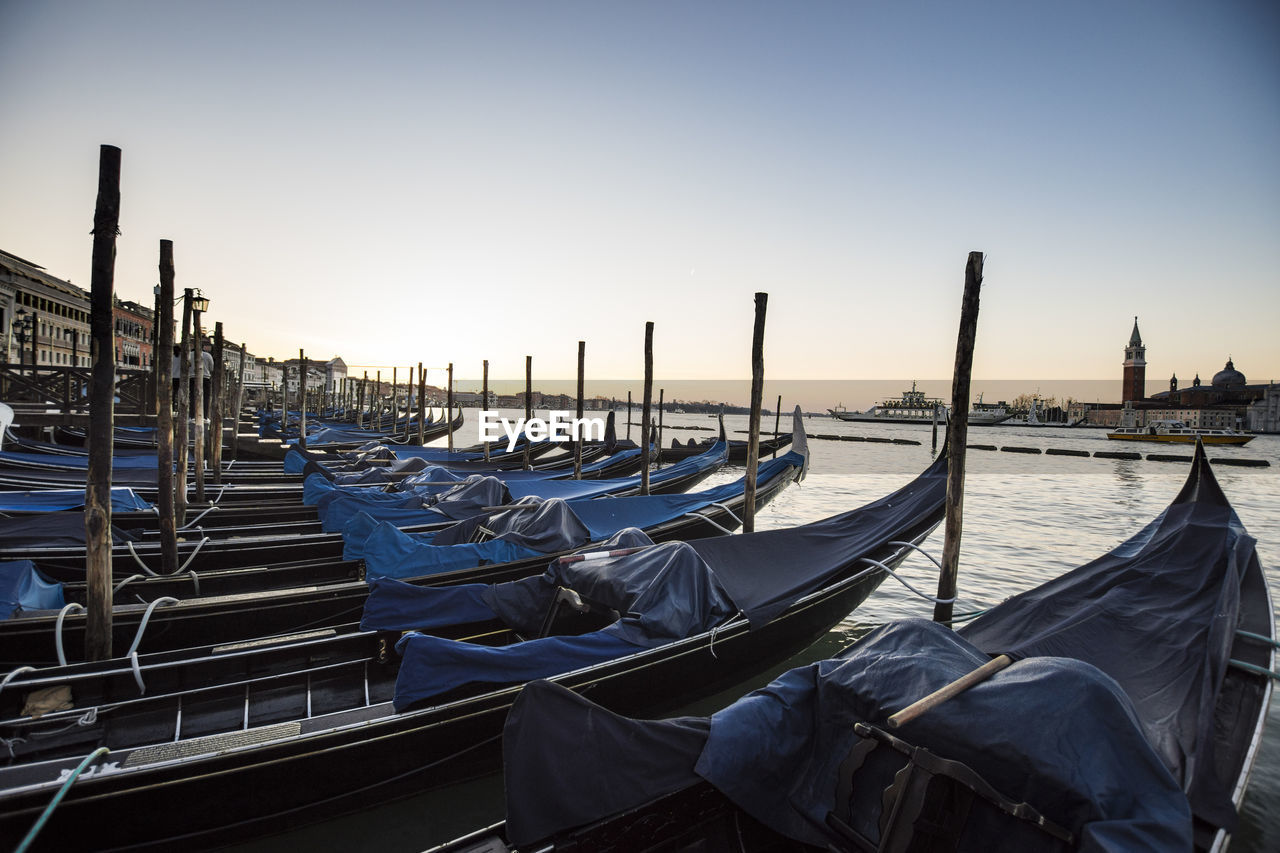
[888,654,1012,728]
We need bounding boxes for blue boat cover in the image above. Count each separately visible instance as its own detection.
[497,442,1251,850]
[0,514,139,548]
[0,560,65,618]
[0,488,153,513]
[501,624,1191,851]
[0,449,159,470]
[359,527,656,632]
[355,497,591,580]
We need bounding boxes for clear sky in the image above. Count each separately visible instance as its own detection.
[2,0,1277,392]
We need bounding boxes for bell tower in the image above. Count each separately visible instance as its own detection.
[1122,317,1146,404]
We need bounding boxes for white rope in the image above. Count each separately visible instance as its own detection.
[685,511,735,535]
[0,666,36,701]
[112,574,148,596]
[178,504,220,530]
[124,539,160,576]
[177,537,211,573]
[857,556,955,604]
[55,603,86,666]
[123,597,180,694]
[887,540,945,572]
[708,502,742,525]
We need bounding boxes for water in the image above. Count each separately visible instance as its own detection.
[230,413,1280,851]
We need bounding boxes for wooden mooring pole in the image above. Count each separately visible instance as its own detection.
[231,341,246,461]
[156,242,178,575]
[416,362,426,445]
[85,144,121,661]
[483,360,490,462]
[300,349,308,447]
[933,252,983,624]
[743,292,767,534]
[657,388,664,467]
[640,323,653,496]
[524,355,533,470]
[210,322,224,482]
[626,391,632,441]
[574,341,585,479]
[192,304,206,503]
[175,289,193,523]
[446,363,454,451]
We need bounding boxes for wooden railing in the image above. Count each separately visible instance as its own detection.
[0,365,155,418]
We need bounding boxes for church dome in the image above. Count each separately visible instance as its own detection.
[1211,358,1246,388]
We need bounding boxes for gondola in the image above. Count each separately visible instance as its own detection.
[0,423,800,664]
[0,421,946,851]
[659,432,793,463]
[443,440,1275,853]
[0,430,731,581]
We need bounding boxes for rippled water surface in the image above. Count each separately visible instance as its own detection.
[233,413,1280,852]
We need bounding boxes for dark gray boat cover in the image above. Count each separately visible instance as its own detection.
[503,622,1191,851]
[958,442,1253,830]
[0,514,138,548]
[498,443,1251,850]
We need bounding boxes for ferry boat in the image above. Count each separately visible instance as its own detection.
[968,393,1013,426]
[830,382,948,425]
[1107,419,1254,445]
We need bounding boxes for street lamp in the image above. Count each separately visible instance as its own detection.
[11,307,34,368]
[191,289,210,313]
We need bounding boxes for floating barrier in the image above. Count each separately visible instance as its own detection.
[801,434,1269,467]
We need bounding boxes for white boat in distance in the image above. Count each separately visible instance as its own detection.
[828,386,1013,427]
[829,382,947,425]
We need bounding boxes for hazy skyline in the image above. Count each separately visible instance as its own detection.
[2,1,1277,387]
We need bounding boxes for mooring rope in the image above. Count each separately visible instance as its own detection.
[14,746,111,853]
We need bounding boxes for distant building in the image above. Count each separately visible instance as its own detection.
[1073,321,1276,431]
[113,297,155,369]
[1121,316,1146,405]
[0,249,92,367]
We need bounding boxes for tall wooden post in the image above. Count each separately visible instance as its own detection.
[482,360,490,462]
[656,388,665,466]
[446,363,454,451]
[210,322,225,481]
[574,341,585,479]
[523,355,533,470]
[192,305,206,503]
[156,242,178,574]
[231,341,246,461]
[149,287,161,415]
[299,349,308,447]
[773,395,782,458]
[934,252,983,624]
[175,289,193,523]
[29,310,38,371]
[626,391,632,441]
[640,323,653,496]
[375,369,382,433]
[743,292,767,534]
[84,144,121,662]
[416,362,426,445]
[392,366,398,438]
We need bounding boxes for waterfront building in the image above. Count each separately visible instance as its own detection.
[1070,321,1277,432]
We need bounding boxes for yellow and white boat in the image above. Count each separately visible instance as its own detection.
[1107,419,1254,445]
